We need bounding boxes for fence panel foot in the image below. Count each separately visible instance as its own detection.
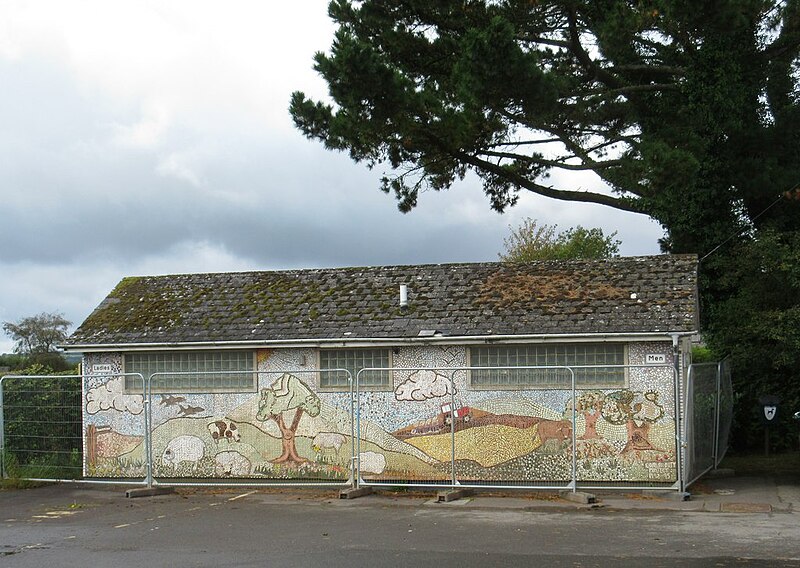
[561,490,596,504]
[339,486,373,499]
[642,489,691,501]
[437,488,474,503]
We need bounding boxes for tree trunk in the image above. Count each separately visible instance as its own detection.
[271,409,308,466]
[579,411,601,440]
[621,421,657,453]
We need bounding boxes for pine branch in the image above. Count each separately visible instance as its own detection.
[453,149,644,214]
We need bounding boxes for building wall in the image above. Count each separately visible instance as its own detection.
[81,341,678,484]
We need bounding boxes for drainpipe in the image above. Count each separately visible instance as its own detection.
[671,333,685,494]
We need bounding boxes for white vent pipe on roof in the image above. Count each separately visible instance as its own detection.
[399,284,408,308]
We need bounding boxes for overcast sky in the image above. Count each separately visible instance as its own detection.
[0,1,664,354]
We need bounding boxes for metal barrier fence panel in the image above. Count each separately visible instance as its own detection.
[2,359,708,491]
[716,359,734,466]
[0,374,83,481]
[356,364,679,491]
[354,367,456,486]
[145,368,354,486]
[82,372,148,482]
[684,363,719,487]
[449,367,575,488]
[0,373,147,484]
[597,363,680,488]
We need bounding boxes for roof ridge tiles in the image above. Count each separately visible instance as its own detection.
[117,254,698,281]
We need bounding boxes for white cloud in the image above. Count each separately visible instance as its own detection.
[86,377,144,415]
[395,370,456,401]
[132,240,259,276]
[1,1,334,130]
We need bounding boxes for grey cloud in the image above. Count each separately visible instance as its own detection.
[0,76,509,269]
[0,50,662,355]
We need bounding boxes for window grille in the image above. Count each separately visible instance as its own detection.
[469,344,625,388]
[319,348,391,389]
[124,351,255,392]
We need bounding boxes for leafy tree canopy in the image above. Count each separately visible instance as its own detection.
[499,218,620,262]
[0,353,27,371]
[291,0,800,254]
[3,312,71,356]
[706,228,800,449]
[292,1,800,451]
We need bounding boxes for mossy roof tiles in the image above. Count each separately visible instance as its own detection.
[66,255,699,346]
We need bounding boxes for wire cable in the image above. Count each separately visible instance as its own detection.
[699,182,799,262]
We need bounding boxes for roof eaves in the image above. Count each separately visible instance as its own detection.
[61,330,698,353]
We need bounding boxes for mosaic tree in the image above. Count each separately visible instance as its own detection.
[257,374,321,466]
[572,391,606,441]
[601,390,664,453]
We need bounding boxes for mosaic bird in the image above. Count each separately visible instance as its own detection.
[159,394,187,407]
[177,404,205,417]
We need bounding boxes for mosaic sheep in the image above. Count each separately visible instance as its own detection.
[358,451,386,475]
[162,435,205,471]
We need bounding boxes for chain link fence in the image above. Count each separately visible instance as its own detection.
[715,359,734,466]
[2,362,729,493]
[0,374,83,481]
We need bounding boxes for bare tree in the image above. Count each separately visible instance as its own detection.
[3,312,71,355]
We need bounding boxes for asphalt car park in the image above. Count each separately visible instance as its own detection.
[2,482,800,567]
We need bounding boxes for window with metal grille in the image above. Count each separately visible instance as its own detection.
[469,343,626,388]
[124,351,256,393]
[319,348,391,390]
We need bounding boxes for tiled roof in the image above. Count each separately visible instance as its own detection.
[66,255,699,346]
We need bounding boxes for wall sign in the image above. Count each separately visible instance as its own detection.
[758,395,780,424]
[92,364,113,374]
[645,354,666,364]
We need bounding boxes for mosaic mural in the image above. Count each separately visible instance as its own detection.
[82,342,678,484]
